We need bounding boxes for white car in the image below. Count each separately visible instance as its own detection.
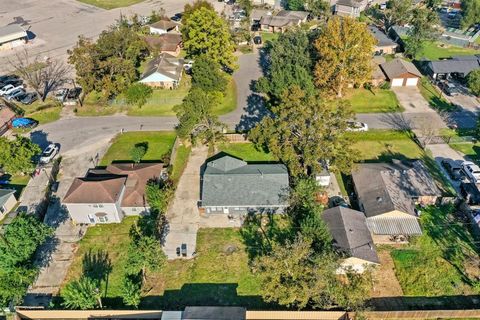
[183,60,194,71]
[5,88,25,100]
[346,121,369,132]
[39,144,59,164]
[461,161,480,184]
[0,84,24,96]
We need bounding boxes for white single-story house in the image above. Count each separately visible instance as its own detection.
[139,53,184,89]
[0,189,17,220]
[380,58,422,87]
[0,24,28,51]
[149,19,179,35]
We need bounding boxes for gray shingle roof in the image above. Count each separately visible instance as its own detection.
[380,58,422,79]
[322,206,379,264]
[0,189,15,207]
[201,155,289,207]
[336,0,365,7]
[141,53,184,82]
[369,25,398,48]
[428,57,479,74]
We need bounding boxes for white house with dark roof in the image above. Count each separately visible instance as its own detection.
[200,154,289,215]
[259,10,309,33]
[139,53,184,89]
[149,19,179,35]
[323,206,379,273]
[369,25,398,55]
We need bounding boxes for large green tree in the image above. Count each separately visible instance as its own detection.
[0,214,53,307]
[62,277,102,310]
[181,6,236,70]
[286,0,306,10]
[124,83,153,108]
[257,30,315,104]
[384,0,413,28]
[249,86,356,177]
[0,136,41,175]
[468,69,480,97]
[461,0,480,28]
[191,55,227,94]
[174,88,226,148]
[314,17,376,97]
[182,0,214,23]
[405,8,439,58]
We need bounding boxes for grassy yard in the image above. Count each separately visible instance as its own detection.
[2,174,30,199]
[64,224,266,309]
[77,0,144,9]
[260,32,280,44]
[391,205,479,296]
[18,100,62,125]
[171,145,191,183]
[100,131,176,166]
[345,88,402,113]
[419,78,456,112]
[417,41,480,60]
[218,143,277,162]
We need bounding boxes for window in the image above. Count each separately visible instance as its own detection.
[132,208,137,212]
[93,204,98,208]
[0,206,5,214]
[88,215,95,224]
[98,216,109,223]
[98,204,104,208]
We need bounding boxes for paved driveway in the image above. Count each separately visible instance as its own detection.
[392,87,433,113]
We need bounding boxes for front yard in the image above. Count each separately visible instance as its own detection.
[418,78,455,112]
[345,88,402,113]
[17,99,62,125]
[218,143,277,162]
[100,131,176,166]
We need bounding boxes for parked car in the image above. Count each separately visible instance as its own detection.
[39,144,59,164]
[441,159,463,180]
[346,121,369,132]
[5,88,25,100]
[253,35,262,45]
[13,91,28,102]
[171,13,183,22]
[0,84,24,96]
[439,81,460,96]
[0,74,18,83]
[20,92,38,105]
[0,78,22,88]
[66,87,82,100]
[460,182,480,205]
[54,88,68,102]
[12,117,38,129]
[462,161,480,183]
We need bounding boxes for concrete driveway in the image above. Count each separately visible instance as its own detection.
[392,86,433,113]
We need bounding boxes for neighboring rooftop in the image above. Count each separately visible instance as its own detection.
[141,53,184,81]
[322,206,379,264]
[144,33,182,52]
[201,154,289,207]
[427,55,480,74]
[381,58,422,79]
[63,175,127,204]
[336,0,365,8]
[369,25,398,48]
[150,19,179,31]
[0,105,16,125]
[183,307,246,320]
[0,24,27,44]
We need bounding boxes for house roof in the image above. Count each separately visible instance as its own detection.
[380,58,422,79]
[0,189,15,206]
[106,163,163,207]
[276,10,309,20]
[251,9,270,21]
[63,176,127,204]
[427,57,479,75]
[201,154,289,207]
[260,15,292,27]
[336,0,365,8]
[149,19,178,31]
[141,53,184,82]
[352,160,442,218]
[372,57,387,80]
[183,307,246,320]
[144,33,182,52]
[0,105,16,127]
[369,25,398,48]
[322,206,379,264]
[0,24,27,44]
[366,216,422,235]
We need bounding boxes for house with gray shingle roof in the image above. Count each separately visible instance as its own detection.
[380,58,422,87]
[139,53,184,89]
[425,55,480,80]
[0,189,17,220]
[200,154,289,215]
[322,206,379,273]
[352,160,442,240]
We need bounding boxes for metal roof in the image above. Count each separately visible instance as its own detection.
[366,216,422,235]
[0,24,27,44]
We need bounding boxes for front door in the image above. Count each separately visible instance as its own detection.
[223,207,229,214]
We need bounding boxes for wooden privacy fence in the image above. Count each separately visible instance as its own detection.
[362,309,480,319]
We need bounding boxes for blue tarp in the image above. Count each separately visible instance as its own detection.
[12,118,36,128]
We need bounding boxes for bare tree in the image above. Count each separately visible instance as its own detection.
[9,49,70,102]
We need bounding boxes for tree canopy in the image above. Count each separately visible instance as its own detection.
[314,17,376,97]
[124,83,153,108]
[384,0,413,28]
[0,136,41,175]
[181,6,237,70]
[249,86,356,176]
[256,29,316,104]
[62,277,102,310]
[461,0,480,28]
[191,55,227,94]
[405,8,439,58]
[468,68,480,97]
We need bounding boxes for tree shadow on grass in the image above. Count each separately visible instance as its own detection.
[82,249,113,296]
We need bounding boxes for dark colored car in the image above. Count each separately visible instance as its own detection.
[253,35,262,45]
[66,87,82,100]
[13,91,28,102]
[171,13,183,21]
[0,74,19,83]
[20,92,38,105]
[0,78,23,89]
[441,159,463,180]
[181,243,187,257]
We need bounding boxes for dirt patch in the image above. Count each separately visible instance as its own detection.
[371,248,404,298]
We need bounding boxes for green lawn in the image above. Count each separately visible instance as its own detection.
[2,174,30,199]
[19,100,62,125]
[449,142,480,162]
[419,78,456,112]
[64,224,266,309]
[218,143,277,162]
[417,41,480,60]
[345,88,402,113]
[391,205,479,296]
[100,131,176,166]
[260,32,280,43]
[77,0,144,9]
[171,145,191,183]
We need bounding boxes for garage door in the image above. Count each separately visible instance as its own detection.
[405,77,418,86]
[391,78,404,87]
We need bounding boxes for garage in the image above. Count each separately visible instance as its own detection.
[380,58,422,87]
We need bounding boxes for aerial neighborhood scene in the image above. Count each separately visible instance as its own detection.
[1,0,480,319]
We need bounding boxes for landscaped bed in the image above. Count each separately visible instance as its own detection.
[345,88,402,113]
[100,131,176,166]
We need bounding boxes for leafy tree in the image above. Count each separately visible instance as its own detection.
[67,36,97,104]
[332,268,373,311]
[0,136,41,175]
[191,55,227,94]
[121,273,142,308]
[181,6,237,70]
[62,277,102,310]
[461,0,480,29]
[145,180,173,214]
[404,8,439,58]
[305,0,330,17]
[257,29,315,104]
[425,0,442,9]
[468,69,480,97]
[124,83,153,108]
[182,0,214,24]
[237,0,253,16]
[174,88,226,148]
[286,0,306,10]
[149,9,167,23]
[249,86,356,177]
[0,266,37,308]
[130,143,147,163]
[384,0,412,28]
[314,17,376,97]
[125,224,166,283]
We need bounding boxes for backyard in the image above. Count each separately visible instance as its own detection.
[345,88,402,113]
[77,0,144,9]
[218,143,277,162]
[417,41,480,60]
[391,205,480,297]
[100,131,176,166]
